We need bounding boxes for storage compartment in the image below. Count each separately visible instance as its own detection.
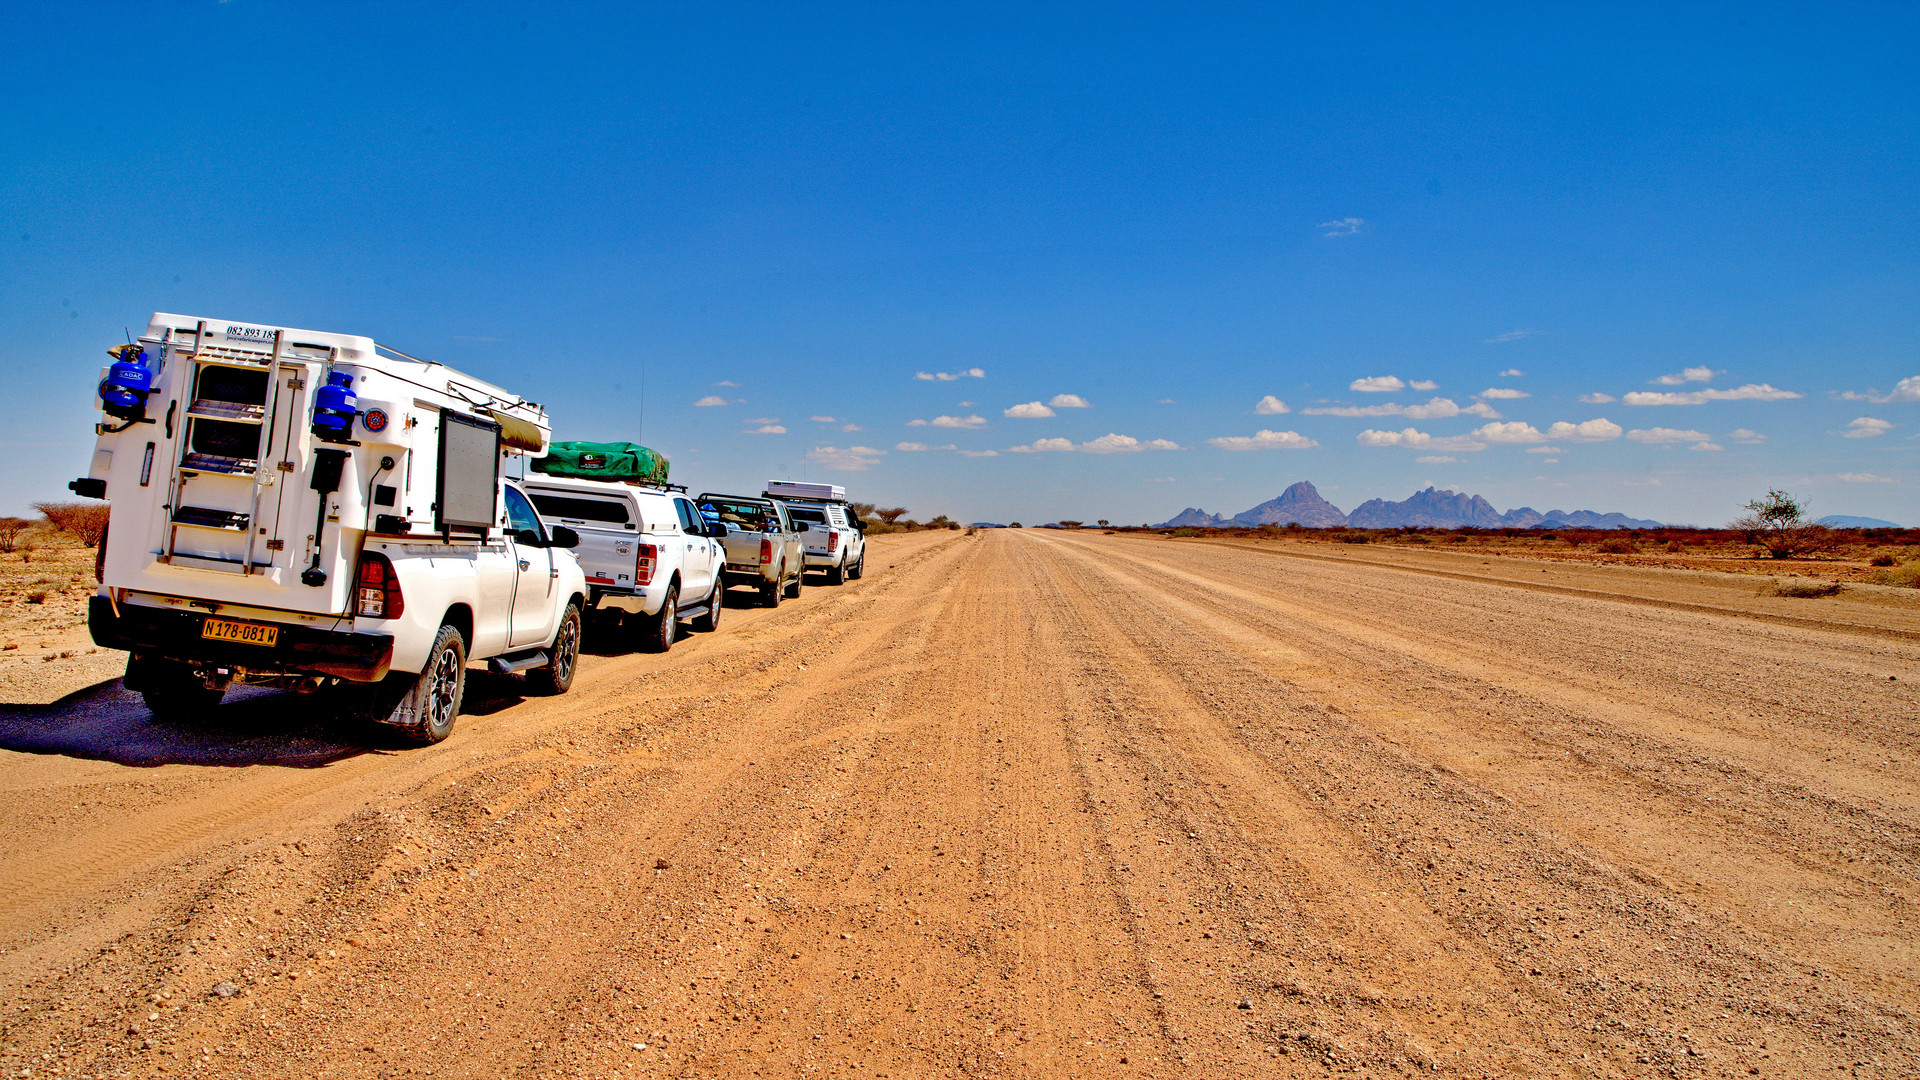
[181,417,263,473]
[436,409,502,532]
[189,364,270,420]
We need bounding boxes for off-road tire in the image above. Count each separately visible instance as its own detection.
[691,588,723,632]
[526,601,581,695]
[848,553,864,580]
[380,624,468,745]
[635,587,678,653]
[762,576,782,608]
[827,559,846,585]
[784,568,803,599]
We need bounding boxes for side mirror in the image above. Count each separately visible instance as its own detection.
[548,525,580,549]
[511,528,543,547]
[853,519,867,531]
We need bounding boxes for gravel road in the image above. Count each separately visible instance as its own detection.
[1,528,1914,1079]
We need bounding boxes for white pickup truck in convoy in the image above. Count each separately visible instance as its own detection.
[696,493,805,607]
[764,481,866,584]
[521,475,725,652]
[76,313,588,744]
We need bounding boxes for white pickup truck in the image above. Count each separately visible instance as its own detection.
[521,475,725,651]
[764,481,866,584]
[76,313,588,744]
[696,493,805,607]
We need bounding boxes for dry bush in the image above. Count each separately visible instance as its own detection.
[32,502,110,547]
[1332,531,1371,544]
[1869,554,1896,567]
[1874,561,1920,589]
[1769,579,1844,598]
[874,507,909,525]
[1597,538,1638,554]
[0,518,28,554]
[1666,540,1683,553]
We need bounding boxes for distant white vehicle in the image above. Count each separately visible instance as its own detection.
[764,482,866,584]
[520,475,725,651]
[77,313,588,743]
[696,492,806,607]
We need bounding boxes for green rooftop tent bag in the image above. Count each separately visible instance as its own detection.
[532,441,670,484]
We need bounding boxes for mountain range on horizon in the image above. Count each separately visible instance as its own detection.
[1157,481,1666,531]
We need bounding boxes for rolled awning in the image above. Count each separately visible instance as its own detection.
[479,406,549,454]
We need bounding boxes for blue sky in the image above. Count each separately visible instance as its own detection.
[3,1,1915,525]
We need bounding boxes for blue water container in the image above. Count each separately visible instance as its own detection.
[311,372,358,442]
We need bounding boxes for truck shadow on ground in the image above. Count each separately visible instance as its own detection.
[0,679,391,769]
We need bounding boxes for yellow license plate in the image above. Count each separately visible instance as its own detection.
[200,618,278,647]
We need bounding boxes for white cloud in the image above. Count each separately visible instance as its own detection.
[1049,394,1091,408]
[1304,397,1494,420]
[1838,471,1894,483]
[1844,416,1893,438]
[1729,428,1766,444]
[1499,368,1525,378]
[1357,427,1454,449]
[1580,392,1617,404]
[1081,433,1144,454]
[1623,384,1801,406]
[806,445,884,471]
[840,423,862,432]
[1487,329,1540,343]
[746,416,779,424]
[1524,446,1562,454]
[1546,418,1624,442]
[1006,438,1076,454]
[693,395,729,407]
[1320,216,1364,237]
[747,424,787,435]
[895,441,928,451]
[1878,375,1919,403]
[914,367,986,382]
[909,415,987,429]
[714,380,739,387]
[810,415,837,423]
[1476,421,1549,444]
[1415,455,1458,463]
[1627,427,1712,444]
[1254,395,1290,415]
[1651,366,1715,385]
[957,401,975,407]
[1350,375,1405,393]
[1479,387,1530,399]
[1004,401,1056,418]
[1208,429,1320,451]
[1691,442,1723,451]
[957,449,999,458]
[1144,438,1179,450]
[1409,379,1439,391]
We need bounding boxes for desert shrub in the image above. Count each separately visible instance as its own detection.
[1172,527,1198,537]
[1057,520,1084,529]
[1401,534,1431,544]
[1666,540,1683,553]
[1730,489,1832,559]
[1597,538,1638,554]
[1769,579,1844,598]
[1445,533,1470,543]
[1874,560,1920,589]
[1537,532,1557,541]
[0,518,28,553]
[25,591,47,604]
[32,502,110,547]
[1870,554,1896,567]
[874,507,909,525]
[1333,531,1371,544]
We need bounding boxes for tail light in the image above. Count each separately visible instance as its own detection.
[355,552,405,619]
[760,538,773,564]
[827,531,838,553]
[635,543,658,586]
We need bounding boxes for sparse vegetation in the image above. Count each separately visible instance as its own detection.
[1597,539,1638,554]
[1768,579,1844,598]
[874,507,910,525]
[0,518,28,554]
[31,502,109,547]
[1875,561,1920,589]
[1870,554,1896,567]
[1730,489,1832,560]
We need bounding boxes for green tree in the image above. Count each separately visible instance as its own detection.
[1730,489,1830,559]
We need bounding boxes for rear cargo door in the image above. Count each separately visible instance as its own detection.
[525,487,641,591]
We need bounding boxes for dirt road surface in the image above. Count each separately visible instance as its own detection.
[2,529,1914,1079]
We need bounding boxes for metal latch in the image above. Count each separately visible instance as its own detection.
[287,376,306,389]
[265,539,284,551]
[278,461,295,472]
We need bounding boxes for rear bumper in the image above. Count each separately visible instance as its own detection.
[88,596,395,683]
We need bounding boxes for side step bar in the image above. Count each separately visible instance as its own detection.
[488,650,550,675]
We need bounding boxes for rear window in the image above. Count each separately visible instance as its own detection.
[701,499,772,529]
[527,492,633,525]
[787,508,827,525]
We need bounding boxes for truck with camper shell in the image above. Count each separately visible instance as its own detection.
[75,313,588,744]
[521,447,726,652]
[695,492,805,607]
[763,481,865,584]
